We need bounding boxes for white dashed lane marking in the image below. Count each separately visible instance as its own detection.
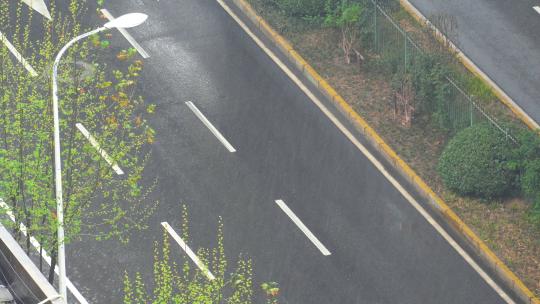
[185,101,237,153]
[21,0,51,19]
[100,9,150,58]
[0,31,38,76]
[275,199,331,256]
[161,222,216,280]
[76,123,124,175]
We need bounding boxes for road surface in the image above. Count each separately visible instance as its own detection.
[50,0,522,303]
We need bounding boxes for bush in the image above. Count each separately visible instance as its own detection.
[323,1,363,63]
[508,128,540,193]
[273,0,338,18]
[521,160,540,198]
[379,51,456,130]
[466,76,495,103]
[510,128,540,226]
[521,160,540,227]
[410,52,454,127]
[437,123,517,198]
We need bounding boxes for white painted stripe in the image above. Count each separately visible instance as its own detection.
[100,9,150,59]
[21,0,51,20]
[0,199,89,304]
[534,6,540,14]
[37,296,62,304]
[0,31,38,76]
[76,123,124,175]
[161,222,216,280]
[275,200,331,256]
[185,101,237,152]
[216,1,515,302]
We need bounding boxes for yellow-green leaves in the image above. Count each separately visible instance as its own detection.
[124,208,259,304]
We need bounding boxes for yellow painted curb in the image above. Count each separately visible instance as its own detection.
[289,50,307,72]
[231,0,540,303]
[398,0,540,132]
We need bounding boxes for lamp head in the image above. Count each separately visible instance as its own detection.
[104,13,148,29]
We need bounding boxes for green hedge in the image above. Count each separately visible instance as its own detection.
[437,123,517,198]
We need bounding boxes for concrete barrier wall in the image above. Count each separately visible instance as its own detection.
[0,224,62,304]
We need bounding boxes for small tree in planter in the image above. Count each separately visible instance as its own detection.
[324,1,364,64]
[0,0,156,283]
[124,206,280,304]
[392,73,415,128]
[261,282,280,304]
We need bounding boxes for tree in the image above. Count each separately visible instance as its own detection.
[0,0,156,282]
[324,0,364,64]
[124,206,280,304]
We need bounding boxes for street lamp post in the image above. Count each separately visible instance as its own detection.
[51,13,148,303]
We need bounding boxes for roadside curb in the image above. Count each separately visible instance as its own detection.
[229,0,540,303]
[398,0,540,132]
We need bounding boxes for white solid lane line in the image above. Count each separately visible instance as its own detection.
[275,200,331,256]
[0,31,38,76]
[534,6,540,14]
[100,9,150,59]
[161,222,216,280]
[0,199,89,304]
[75,123,124,175]
[216,1,514,302]
[185,101,237,152]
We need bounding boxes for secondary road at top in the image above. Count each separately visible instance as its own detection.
[408,0,540,125]
[61,0,518,303]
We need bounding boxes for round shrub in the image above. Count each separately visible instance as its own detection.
[437,123,517,198]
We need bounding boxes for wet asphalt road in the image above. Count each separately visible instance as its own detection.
[408,0,540,125]
[45,0,522,303]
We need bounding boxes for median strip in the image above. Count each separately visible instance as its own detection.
[161,222,216,280]
[275,200,331,256]
[76,123,124,175]
[185,101,237,152]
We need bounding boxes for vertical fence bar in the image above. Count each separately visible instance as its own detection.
[404,31,407,71]
[373,0,378,53]
[470,96,473,126]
